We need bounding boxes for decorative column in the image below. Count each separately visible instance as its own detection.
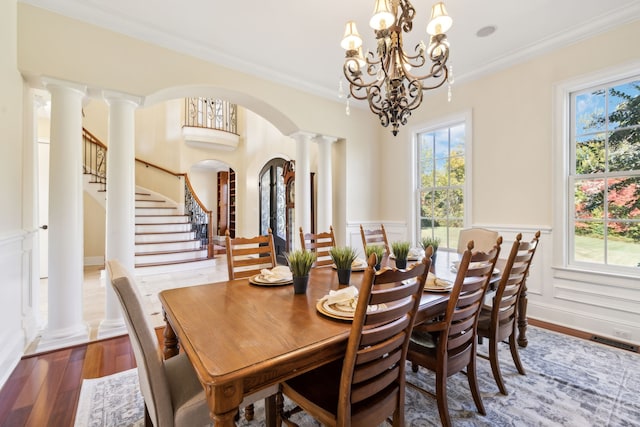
[313,135,336,233]
[99,91,140,338]
[37,79,88,351]
[291,132,313,250]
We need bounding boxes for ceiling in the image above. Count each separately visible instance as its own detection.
[21,0,640,101]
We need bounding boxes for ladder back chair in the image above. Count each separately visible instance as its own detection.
[360,223,390,256]
[279,248,433,427]
[457,227,499,254]
[407,238,502,427]
[299,226,336,267]
[476,231,540,395]
[225,229,277,280]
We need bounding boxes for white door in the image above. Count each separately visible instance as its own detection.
[38,140,49,278]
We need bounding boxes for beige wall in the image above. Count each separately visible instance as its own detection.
[83,192,105,262]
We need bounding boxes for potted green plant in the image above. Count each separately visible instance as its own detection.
[365,245,385,270]
[391,241,410,269]
[285,250,316,294]
[421,236,441,265]
[329,246,357,285]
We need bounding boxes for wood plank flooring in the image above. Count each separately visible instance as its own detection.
[0,329,162,427]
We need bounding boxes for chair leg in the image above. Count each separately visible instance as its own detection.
[509,333,526,375]
[489,336,508,395]
[467,355,486,416]
[435,370,452,427]
[244,403,254,421]
[411,361,419,373]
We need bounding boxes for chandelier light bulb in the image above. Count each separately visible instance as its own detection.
[341,21,363,50]
[370,0,395,30]
[427,2,452,35]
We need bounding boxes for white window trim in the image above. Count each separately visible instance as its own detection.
[410,109,473,249]
[552,60,640,282]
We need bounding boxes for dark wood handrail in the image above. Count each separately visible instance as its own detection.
[135,158,185,179]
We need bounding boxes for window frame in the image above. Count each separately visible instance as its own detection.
[411,111,473,252]
[553,61,640,279]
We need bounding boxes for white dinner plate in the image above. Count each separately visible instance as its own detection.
[249,274,293,286]
[316,299,385,320]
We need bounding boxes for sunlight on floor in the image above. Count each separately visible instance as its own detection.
[28,259,230,354]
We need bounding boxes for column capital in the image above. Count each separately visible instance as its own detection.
[289,131,315,143]
[102,90,142,107]
[312,135,338,144]
[41,77,86,97]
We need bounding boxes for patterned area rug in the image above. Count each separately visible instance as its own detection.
[74,326,640,426]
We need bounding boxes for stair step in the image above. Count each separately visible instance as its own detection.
[135,240,202,253]
[136,231,195,243]
[135,257,216,275]
[135,223,192,233]
[135,207,179,216]
[135,248,208,264]
[135,215,190,224]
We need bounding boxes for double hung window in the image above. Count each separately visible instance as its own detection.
[416,122,466,250]
[569,77,640,270]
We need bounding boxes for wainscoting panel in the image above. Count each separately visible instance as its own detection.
[0,231,31,389]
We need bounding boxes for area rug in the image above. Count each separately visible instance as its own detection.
[74,326,640,426]
[74,369,144,427]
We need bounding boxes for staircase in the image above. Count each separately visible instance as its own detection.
[134,189,216,274]
[82,127,220,274]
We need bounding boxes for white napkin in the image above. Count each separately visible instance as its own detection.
[258,266,293,282]
[323,286,359,311]
[408,247,425,259]
[352,258,367,268]
[426,272,452,288]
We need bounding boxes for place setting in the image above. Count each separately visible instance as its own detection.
[316,286,386,320]
[450,260,501,276]
[423,272,454,292]
[249,266,293,286]
[331,257,368,272]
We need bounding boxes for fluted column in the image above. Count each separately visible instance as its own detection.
[291,132,313,250]
[313,135,336,232]
[37,79,88,351]
[99,91,140,338]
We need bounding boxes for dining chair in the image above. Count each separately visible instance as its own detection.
[107,259,275,426]
[360,223,390,256]
[279,248,432,427]
[457,227,499,254]
[225,229,277,279]
[476,231,540,395]
[407,238,502,427]
[299,225,336,267]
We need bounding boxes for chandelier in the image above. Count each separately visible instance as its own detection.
[340,0,453,136]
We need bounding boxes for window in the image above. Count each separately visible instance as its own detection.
[570,77,640,270]
[416,121,466,250]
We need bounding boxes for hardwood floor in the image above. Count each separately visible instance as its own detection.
[0,329,163,427]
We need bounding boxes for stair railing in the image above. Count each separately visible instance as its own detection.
[82,127,214,259]
[82,128,107,191]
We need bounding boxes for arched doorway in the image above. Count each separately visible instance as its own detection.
[259,158,288,264]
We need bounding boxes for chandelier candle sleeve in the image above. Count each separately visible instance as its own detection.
[341,0,453,136]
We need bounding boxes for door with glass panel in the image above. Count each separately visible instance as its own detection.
[259,158,288,264]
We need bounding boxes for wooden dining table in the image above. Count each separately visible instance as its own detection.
[158,251,498,427]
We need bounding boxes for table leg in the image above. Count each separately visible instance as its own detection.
[517,282,529,348]
[162,310,180,359]
[265,394,278,427]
